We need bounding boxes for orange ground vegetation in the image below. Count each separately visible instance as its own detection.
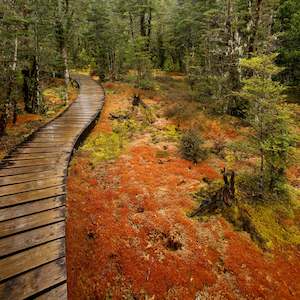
[67,79,300,299]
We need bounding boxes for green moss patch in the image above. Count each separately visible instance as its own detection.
[237,202,300,248]
[81,132,123,164]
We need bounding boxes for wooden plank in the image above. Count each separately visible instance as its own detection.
[42,127,83,131]
[5,153,64,161]
[57,116,92,119]
[33,132,80,137]
[43,121,88,127]
[0,165,58,177]
[0,171,63,186]
[0,258,66,300]
[51,115,95,120]
[0,177,63,197]
[60,114,95,117]
[20,142,73,148]
[39,128,81,132]
[0,196,65,222]
[0,186,65,208]
[0,238,65,281]
[36,283,67,300]
[0,207,65,238]
[1,157,67,169]
[16,147,71,154]
[31,137,74,143]
[0,221,65,257]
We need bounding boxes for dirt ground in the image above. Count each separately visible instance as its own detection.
[67,78,300,300]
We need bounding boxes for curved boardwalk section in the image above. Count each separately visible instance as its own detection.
[0,75,104,299]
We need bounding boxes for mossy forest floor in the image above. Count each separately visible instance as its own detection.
[67,73,300,299]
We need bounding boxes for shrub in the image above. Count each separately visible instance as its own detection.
[137,79,155,90]
[180,130,206,163]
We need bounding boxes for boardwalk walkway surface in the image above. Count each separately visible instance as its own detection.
[0,75,104,299]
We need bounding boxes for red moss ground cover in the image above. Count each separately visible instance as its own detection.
[67,80,300,299]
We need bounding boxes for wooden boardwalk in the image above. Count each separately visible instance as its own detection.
[0,75,104,299]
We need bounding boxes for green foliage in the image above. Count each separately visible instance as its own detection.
[237,200,300,248]
[180,130,206,163]
[276,0,300,84]
[162,125,182,142]
[112,118,141,139]
[238,54,296,196]
[137,78,155,90]
[240,54,284,77]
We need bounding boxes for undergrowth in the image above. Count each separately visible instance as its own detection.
[192,179,300,250]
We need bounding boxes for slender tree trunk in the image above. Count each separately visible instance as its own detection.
[32,56,41,113]
[157,29,165,68]
[0,113,7,137]
[22,67,31,113]
[259,107,264,197]
[33,7,42,114]
[140,10,146,37]
[12,37,18,71]
[129,13,135,40]
[57,0,70,103]
[248,0,263,56]
[12,37,18,124]
[62,46,70,102]
[146,7,152,51]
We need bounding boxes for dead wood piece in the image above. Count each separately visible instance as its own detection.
[191,169,236,217]
[132,94,148,109]
[109,113,130,120]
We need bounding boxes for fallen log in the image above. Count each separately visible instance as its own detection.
[109,112,130,120]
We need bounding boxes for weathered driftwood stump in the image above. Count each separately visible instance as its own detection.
[191,168,236,217]
[132,94,148,110]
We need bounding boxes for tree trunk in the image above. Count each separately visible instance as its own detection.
[0,112,7,137]
[157,30,165,68]
[225,0,242,115]
[57,0,70,103]
[248,0,263,57]
[62,46,69,103]
[22,67,31,113]
[140,10,146,37]
[32,56,41,113]
[146,7,152,51]
[22,57,41,114]
[12,37,18,124]
[259,111,264,197]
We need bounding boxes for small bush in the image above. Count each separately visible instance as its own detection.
[163,124,181,142]
[137,79,155,90]
[180,130,206,162]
